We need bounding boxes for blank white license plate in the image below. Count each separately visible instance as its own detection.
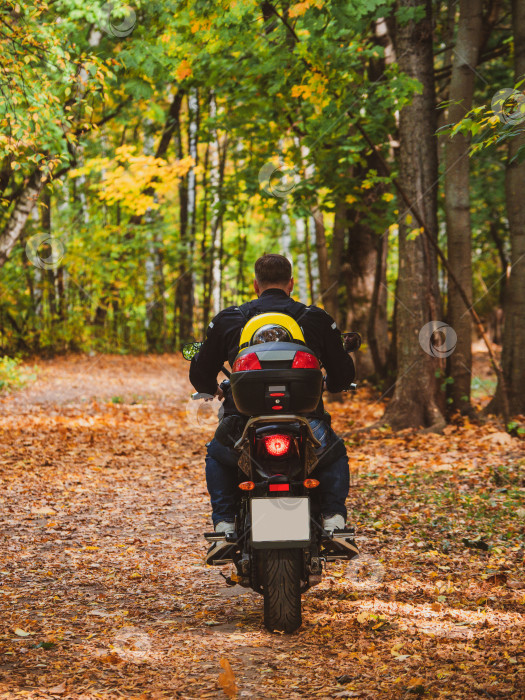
[251,497,310,548]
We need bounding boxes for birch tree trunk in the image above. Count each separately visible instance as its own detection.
[0,170,44,267]
[294,142,309,303]
[143,123,165,351]
[208,96,227,318]
[308,215,319,303]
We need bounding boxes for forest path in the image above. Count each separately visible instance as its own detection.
[0,355,523,699]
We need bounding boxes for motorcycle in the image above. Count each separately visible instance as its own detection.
[182,326,361,633]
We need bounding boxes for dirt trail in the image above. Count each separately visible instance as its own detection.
[0,356,523,699]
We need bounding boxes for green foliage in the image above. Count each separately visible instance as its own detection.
[0,0,518,358]
[0,357,35,392]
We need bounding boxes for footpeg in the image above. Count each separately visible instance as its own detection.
[320,528,359,561]
[204,532,239,566]
[204,532,238,543]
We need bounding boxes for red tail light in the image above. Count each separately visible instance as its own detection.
[269,483,290,492]
[292,351,320,369]
[263,434,291,457]
[232,352,262,372]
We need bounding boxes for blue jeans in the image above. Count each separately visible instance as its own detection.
[205,420,350,527]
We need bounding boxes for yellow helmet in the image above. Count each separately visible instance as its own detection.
[238,312,305,349]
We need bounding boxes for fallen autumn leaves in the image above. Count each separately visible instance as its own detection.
[0,355,523,698]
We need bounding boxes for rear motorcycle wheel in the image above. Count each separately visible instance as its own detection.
[262,549,302,633]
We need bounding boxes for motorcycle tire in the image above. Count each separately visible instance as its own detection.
[262,548,302,633]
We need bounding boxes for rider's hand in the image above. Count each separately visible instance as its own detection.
[215,386,224,400]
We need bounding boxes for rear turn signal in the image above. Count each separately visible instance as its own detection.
[292,351,320,369]
[239,481,255,491]
[232,352,262,372]
[303,478,320,489]
[264,434,291,457]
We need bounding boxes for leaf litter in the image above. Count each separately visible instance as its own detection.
[0,354,523,698]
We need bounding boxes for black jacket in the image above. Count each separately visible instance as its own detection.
[189,289,355,417]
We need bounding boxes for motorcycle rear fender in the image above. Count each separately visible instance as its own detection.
[234,414,321,451]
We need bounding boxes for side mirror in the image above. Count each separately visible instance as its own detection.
[182,341,203,361]
[342,332,361,353]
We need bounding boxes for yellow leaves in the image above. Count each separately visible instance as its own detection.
[345,194,357,204]
[356,611,372,623]
[289,0,324,18]
[218,658,237,698]
[382,192,395,202]
[291,73,329,111]
[390,643,410,661]
[190,17,212,34]
[291,84,312,100]
[31,506,56,515]
[76,146,195,216]
[289,2,311,18]
[176,59,192,81]
[14,628,32,637]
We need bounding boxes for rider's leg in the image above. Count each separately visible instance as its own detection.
[205,438,240,528]
[313,450,350,523]
[308,419,350,525]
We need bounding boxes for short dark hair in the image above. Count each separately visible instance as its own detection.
[254,254,292,287]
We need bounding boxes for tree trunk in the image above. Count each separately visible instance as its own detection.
[308,215,319,303]
[40,190,57,323]
[143,122,165,351]
[200,143,212,333]
[313,206,330,304]
[381,0,445,431]
[295,214,308,303]
[208,96,227,318]
[0,170,44,267]
[344,214,389,379]
[313,203,343,320]
[323,198,346,324]
[280,198,291,258]
[492,0,525,416]
[444,0,483,414]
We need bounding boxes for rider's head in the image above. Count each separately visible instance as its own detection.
[254,254,294,297]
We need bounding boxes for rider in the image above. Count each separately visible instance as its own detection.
[190,254,355,560]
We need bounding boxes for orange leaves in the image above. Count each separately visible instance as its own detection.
[176,59,192,81]
[1,354,524,699]
[218,658,237,698]
[288,0,324,19]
